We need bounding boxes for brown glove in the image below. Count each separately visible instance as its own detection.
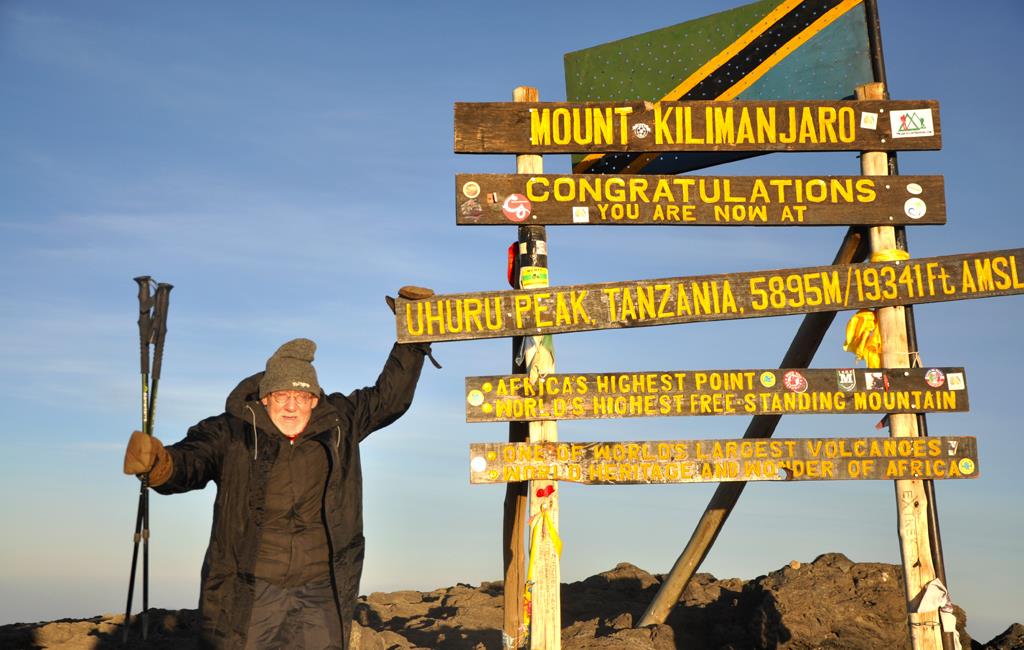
[123,430,173,487]
[386,285,435,313]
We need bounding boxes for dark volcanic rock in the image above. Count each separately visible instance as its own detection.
[983,623,1024,650]
[1,557,1016,649]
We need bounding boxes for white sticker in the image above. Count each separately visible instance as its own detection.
[467,389,485,406]
[905,197,927,219]
[518,242,528,254]
[906,183,923,195]
[632,122,651,139]
[572,206,590,223]
[535,240,547,255]
[462,181,481,199]
[891,108,934,138]
[947,372,965,390]
[470,456,487,473]
[860,112,878,130]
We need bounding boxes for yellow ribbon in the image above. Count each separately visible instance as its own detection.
[843,249,911,368]
[523,506,562,627]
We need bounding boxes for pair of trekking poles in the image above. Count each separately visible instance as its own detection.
[123,276,172,643]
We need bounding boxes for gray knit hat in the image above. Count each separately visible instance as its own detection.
[258,338,321,399]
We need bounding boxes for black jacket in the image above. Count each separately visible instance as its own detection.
[155,342,428,649]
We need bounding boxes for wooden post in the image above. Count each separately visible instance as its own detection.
[503,86,534,650]
[857,81,942,650]
[508,85,561,650]
[503,338,529,645]
[637,226,868,627]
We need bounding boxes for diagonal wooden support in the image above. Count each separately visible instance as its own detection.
[638,226,869,627]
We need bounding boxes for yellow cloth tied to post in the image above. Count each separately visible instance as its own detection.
[843,249,911,368]
[523,506,562,627]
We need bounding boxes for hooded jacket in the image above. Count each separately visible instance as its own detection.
[155,342,428,649]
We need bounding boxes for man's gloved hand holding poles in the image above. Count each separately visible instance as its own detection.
[123,430,173,487]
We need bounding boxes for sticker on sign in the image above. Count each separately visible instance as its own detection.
[892,108,934,138]
[502,194,532,222]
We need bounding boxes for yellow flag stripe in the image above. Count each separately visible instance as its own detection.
[574,0,805,173]
[617,0,863,175]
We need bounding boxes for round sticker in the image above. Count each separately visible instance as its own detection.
[924,368,945,388]
[906,182,923,195]
[467,389,485,407]
[783,370,808,393]
[632,122,651,139]
[502,193,532,222]
[470,456,487,473]
[482,404,493,414]
[904,197,927,219]
[462,181,481,199]
[958,458,975,474]
[760,372,776,388]
[482,382,493,393]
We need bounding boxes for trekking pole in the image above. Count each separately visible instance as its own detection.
[141,282,172,639]
[124,277,154,643]
[123,278,172,643]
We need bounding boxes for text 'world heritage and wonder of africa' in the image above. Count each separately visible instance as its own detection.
[468,437,979,485]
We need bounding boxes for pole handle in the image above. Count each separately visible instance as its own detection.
[150,283,173,383]
[134,276,154,375]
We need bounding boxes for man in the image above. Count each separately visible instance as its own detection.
[123,287,435,649]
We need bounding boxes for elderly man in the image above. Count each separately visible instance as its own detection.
[124,288,435,649]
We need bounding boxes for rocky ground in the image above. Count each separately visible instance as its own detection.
[2,553,1021,649]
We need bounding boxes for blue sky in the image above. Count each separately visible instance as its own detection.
[1,0,1022,642]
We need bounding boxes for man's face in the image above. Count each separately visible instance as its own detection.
[261,390,319,438]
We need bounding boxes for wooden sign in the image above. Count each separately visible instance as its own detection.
[453,100,942,154]
[396,248,1024,343]
[468,436,979,485]
[455,174,945,226]
[463,367,968,422]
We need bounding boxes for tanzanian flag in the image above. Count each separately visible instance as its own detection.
[565,0,875,174]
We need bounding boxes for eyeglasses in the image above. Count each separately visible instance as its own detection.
[270,391,315,407]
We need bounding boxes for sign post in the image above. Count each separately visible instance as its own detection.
[858,81,943,649]
[509,86,561,650]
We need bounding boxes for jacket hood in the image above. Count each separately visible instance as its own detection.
[226,372,339,439]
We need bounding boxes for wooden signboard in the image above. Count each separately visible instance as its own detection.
[464,367,968,422]
[454,100,942,154]
[468,436,979,485]
[455,173,945,226]
[396,248,1024,343]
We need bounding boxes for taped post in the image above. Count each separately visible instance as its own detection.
[857,81,942,650]
[500,85,561,650]
[503,87,533,650]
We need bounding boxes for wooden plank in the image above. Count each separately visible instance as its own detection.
[464,367,968,422]
[454,100,941,154]
[468,436,979,485]
[456,174,946,227]
[396,248,1024,342]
